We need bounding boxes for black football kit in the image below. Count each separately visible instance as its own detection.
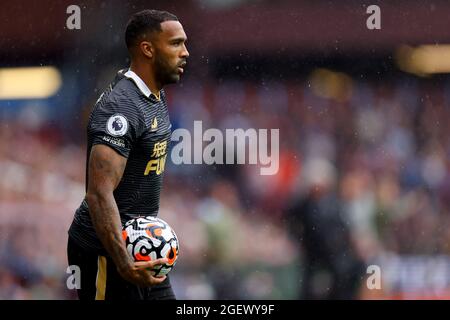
[68,69,174,300]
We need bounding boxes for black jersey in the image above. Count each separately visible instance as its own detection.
[69,69,172,254]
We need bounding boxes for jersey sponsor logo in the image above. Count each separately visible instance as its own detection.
[151,140,167,158]
[106,114,128,137]
[144,140,167,176]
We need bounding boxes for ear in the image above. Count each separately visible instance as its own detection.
[140,41,153,59]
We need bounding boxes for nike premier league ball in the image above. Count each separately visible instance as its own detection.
[122,216,179,276]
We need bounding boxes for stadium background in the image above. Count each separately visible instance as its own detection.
[2,0,450,299]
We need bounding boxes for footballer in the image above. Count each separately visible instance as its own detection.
[67,9,189,300]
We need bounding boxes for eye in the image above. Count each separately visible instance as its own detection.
[171,39,186,47]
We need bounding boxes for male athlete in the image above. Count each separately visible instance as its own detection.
[67,10,189,300]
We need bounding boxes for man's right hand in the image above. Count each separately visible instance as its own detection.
[117,258,169,287]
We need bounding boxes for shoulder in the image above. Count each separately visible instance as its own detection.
[89,80,147,135]
[96,78,146,121]
[109,78,142,107]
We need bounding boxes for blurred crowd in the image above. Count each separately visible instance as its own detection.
[2,73,450,299]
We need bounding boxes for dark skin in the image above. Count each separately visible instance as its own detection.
[86,20,189,287]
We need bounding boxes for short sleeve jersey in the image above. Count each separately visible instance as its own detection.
[69,69,172,253]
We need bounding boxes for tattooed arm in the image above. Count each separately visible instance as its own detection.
[86,144,167,286]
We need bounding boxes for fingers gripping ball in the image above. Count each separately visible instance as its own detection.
[122,216,179,276]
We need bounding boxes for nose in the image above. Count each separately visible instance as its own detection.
[181,44,189,59]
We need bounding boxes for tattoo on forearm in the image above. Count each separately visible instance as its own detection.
[87,146,130,270]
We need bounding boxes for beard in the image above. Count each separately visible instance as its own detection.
[154,54,180,86]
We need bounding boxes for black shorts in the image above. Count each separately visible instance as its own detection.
[67,236,176,300]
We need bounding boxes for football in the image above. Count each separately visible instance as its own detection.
[122,216,179,277]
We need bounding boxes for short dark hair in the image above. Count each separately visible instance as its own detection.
[125,9,178,49]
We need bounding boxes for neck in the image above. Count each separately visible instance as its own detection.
[129,61,162,94]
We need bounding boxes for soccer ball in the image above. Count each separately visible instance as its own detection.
[122,216,179,277]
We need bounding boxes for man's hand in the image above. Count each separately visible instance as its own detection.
[118,258,169,287]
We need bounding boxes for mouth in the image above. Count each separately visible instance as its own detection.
[177,61,187,74]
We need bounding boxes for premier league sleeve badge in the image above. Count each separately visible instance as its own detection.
[106,114,129,137]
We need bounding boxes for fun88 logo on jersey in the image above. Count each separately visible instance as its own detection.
[144,140,168,175]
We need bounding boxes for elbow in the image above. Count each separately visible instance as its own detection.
[86,192,99,208]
